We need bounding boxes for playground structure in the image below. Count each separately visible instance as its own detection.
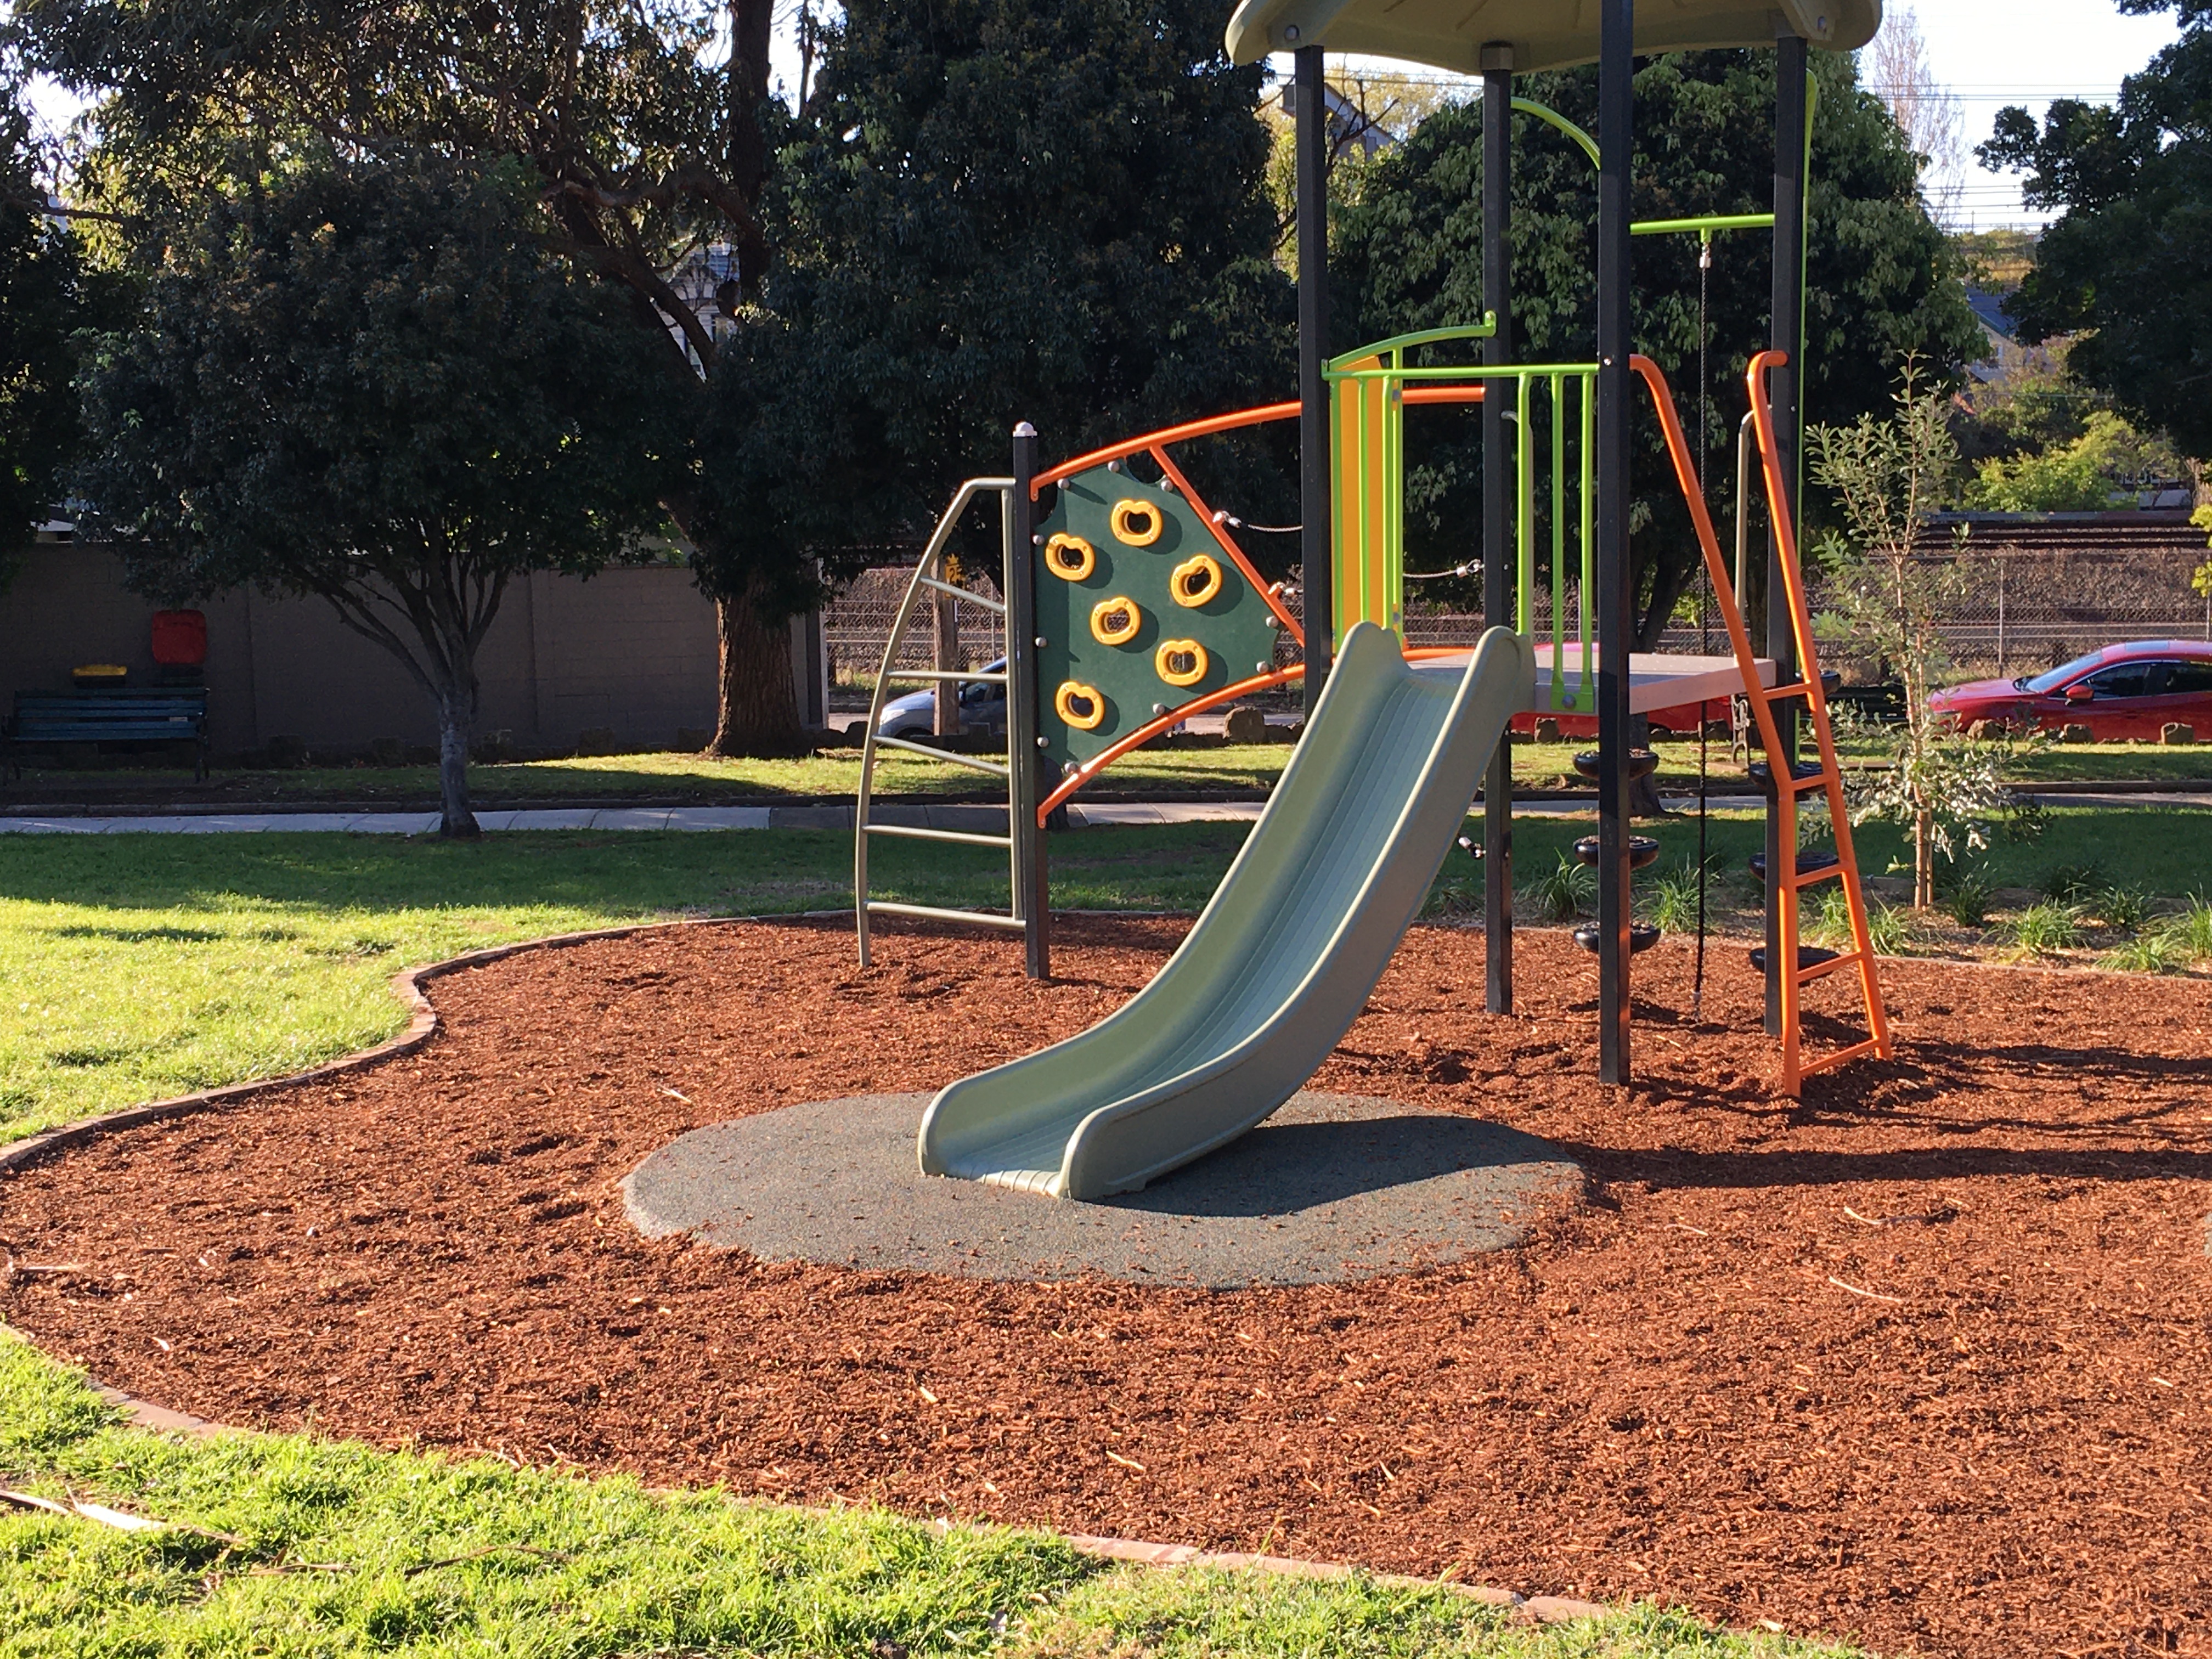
[855,0,1895,1194]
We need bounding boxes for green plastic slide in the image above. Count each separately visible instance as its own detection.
[918,621,1536,1200]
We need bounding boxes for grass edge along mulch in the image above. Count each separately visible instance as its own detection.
[0,1331,1858,1659]
[8,917,2208,1658]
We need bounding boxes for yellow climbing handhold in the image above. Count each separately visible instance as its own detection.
[1089,595,1143,646]
[1169,554,1223,608]
[1043,532,1097,582]
[1054,680,1107,731]
[1110,498,1163,547]
[1154,639,1209,688]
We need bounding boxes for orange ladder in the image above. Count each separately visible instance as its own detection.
[1633,352,1892,1094]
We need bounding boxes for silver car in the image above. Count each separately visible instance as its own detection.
[874,658,1008,742]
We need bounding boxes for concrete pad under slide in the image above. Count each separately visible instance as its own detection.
[623,1092,1580,1289]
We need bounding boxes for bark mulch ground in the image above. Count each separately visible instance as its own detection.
[2,917,2207,1659]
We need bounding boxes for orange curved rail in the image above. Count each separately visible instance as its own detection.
[1036,665,1303,822]
[1034,647,1475,825]
[1035,403,1300,489]
[1031,382,1495,824]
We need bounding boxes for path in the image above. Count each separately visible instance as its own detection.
[1,791,2207,835]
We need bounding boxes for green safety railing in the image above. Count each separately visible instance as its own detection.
[1313,92,1815,713]
[1325,345,1598,715]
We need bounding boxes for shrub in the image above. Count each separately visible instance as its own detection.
[2090,884,2151,933]
[1939,867,1994,927]
[2160,893,2212,963]
[2102,932,2181,974]
[1643,859,1708,935]
[1530,850,1595,922]
[2012,901,2085,955]
[2040,861,2107,902]
[1809,886,1917,955]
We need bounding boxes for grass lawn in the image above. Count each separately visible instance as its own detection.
[12,730,2209,810]
[5,808,2210,1144]
[0,826,1245,1143]
[14,811,2202,1659]
[0,1334,1865,1659]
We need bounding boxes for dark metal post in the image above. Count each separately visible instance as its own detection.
[1481,44,1515,1015]
[1594,0,1634,1085]
[1764,29,1808,1034]
[1007,421,1049,978]
[1294,44,1334,715]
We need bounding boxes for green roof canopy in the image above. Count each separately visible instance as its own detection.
[1224,0,1880,74]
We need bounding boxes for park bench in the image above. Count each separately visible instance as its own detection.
[7,687,211,780]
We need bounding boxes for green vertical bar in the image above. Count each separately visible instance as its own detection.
[1329,378,1346,653]
[1580,370,1596,697]
[1386,377,1404,636]
[1550,371,1567,711]
[1517,373,1535,637]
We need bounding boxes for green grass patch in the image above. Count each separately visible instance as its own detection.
[3,806,2207,1143]
[15,727,2211,810]
[4,745,1295,805]
[0,826,1245,1142]
[1005,1561,1867,1658]
[0,1334,1870,1659]
[0,1332,1088,1658]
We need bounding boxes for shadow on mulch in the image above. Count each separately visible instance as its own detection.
[3,915,2208,1659]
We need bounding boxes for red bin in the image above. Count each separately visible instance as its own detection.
[151,610,207,666]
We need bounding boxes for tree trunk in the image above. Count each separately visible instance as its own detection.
[932,587,963,740]
[1628,711,1667,818]
[1914,808,1934,910]
[709,574,807,757]
[435,681,481,840]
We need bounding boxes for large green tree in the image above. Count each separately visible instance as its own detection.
[74,161,679,835]
[1980,1,2212,461]
[0,84,100,569]
[700,0,1294,581]
[13,0,813,751]
[1332,49,1983,645]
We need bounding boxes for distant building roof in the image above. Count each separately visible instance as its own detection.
[1965,286,2016,345]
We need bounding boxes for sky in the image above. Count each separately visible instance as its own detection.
[1295,0,2188,232]
[1897,0,2183,230]
[19,1,2193,235]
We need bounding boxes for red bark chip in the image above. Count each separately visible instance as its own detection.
[2,916,2208,1659]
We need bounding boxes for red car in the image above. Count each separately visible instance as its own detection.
[1931,641,2212,740]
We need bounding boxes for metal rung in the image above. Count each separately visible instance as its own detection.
[1763,672,1842,702]
[1800,1036,1888,1078]
[876,669,1010,684]
[872,734,1011,776]
[1798,949,1864,984]
[916,575,1006,613]
[864,901,1026,931]
[863,822,1013,849]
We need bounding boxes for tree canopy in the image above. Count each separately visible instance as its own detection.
[1331,48,1984,643]
[0,88,103,566]
[75,160,680,833]
[1980,0,2212,461]
[14,0,823,748]
[701,0,1294,577]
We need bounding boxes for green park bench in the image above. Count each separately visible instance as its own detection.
[7,687,211,781]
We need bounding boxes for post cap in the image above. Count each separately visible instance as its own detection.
[1479,41,1515,71]
[1013,421,1037,437]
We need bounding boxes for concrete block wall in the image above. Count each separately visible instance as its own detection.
[2,546,826,757]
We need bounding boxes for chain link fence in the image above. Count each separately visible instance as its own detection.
[826,516,2212,703]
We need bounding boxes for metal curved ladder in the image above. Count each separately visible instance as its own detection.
[854,477,1022,968]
